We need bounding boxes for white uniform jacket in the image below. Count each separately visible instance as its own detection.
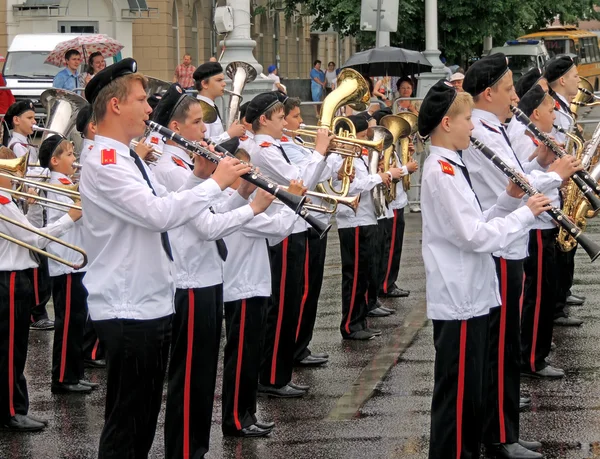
[197,94,230,144]
[389,151,409,211]
[79,139,95,166]
[79,135,223,321]
[551,92,574,144]
[8,132,38,164]
[239,130,256,153]
[152,144,194,193]
[422,146,536,320]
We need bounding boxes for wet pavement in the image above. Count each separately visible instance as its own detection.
[2,213,600,459]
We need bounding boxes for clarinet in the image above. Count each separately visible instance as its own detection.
[509,105,600,213]
[470,136,600,262]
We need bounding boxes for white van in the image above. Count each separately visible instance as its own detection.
[488,39,551,82]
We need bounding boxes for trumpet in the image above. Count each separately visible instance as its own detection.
[570,77,599,109]
[281,184,361,214]
[131,139,163,164]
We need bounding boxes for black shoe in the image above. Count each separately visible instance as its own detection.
[310,352,329,359]
[288,381,309,391]
[257,383,304,398]
[487,442,542,458]
[223,424,272,437]
[343,330,376,340]
[378,306,396,314]
[518,439,542,451]
[554,316,583,326]
[519,396,531,411]
[379,287,410,298]
[296,355,328,366]
[30,318,54,331]
[26,415,48,426]
[521,365,565,380]
[255,420,275,430]
[0,414,45,432]
[566,294,585,305]
[79,380,99,389]
[84,359,106,368]
[51,382,93,394]
[366,328,382,336]
[367,307,391,317]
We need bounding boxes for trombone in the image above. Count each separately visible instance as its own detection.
[0,187,81,212]
[0,173,80,200]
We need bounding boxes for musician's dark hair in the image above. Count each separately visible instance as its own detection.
[0,146,16,160]
[169,96,201,125]
[65,49,81,61]
[283,97,302,117]
[251,101,284,132]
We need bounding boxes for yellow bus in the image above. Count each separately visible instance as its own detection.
[519,26,600,89]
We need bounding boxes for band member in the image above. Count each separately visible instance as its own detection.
[0,146,81,431]
[507,68,548,142]
[247,91,334,397]
[329,115,405,340]
[193,61,246,143]
[544,56,586,326]
[79,59,249,458]
[221,149,302,437]
[38,136,97,394]
[238,101,256,153]
[76,103,96,166]
[463,53,575,458]
[420,80,550,459]
[281,96,331,366]
[150,83,276,457]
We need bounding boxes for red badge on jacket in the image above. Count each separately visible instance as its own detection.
[555,100,561,110]
[438,160,455,176]
[280,135,289,142]
[172,157,186,168]
[101,149,117,165]
[58,177,72,185]
[0,195,10,205]
[240,135,248,141]
[260,141,272,148]
[150,136,160,145]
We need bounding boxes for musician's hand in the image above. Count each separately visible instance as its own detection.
[135,137,154,160]
[505,181,526,199]
[315,128,335,156]
[210,156,251,190]
[227,120,246,139]
[249,188,276,215]
[378,172,392,186]
[287,179,307,196]
[387,167,404,180]
[406,160,418,173]
[67,207,82,222]
[238,168,258,199]
[548,155,583,180]
[534,143,555,168]
[25,187,39,205]
[193,155,216,179]
[408,141,416,156]
[526,194,552,217]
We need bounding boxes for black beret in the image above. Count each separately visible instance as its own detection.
[5,100,35,129]
[151,83,188,127]
[373,108,393,125]
[38,134,66,169]
[347,114,369,133]
[76,103,93,135]
[193,62,223,82]
[515,68,543,99]
[147,93,163,111]
[517,84,547,117]
[246,92,280,124]
[239,101,250,121]
[356,111,373,123]
[218,137,240,156]
[418,79,457,138]
[85,57,137,105]
[544,56,575,83]
[273,90,288,104]
[463,53,510,96]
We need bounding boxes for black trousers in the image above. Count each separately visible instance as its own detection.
[83,316,105,361]
[29,257,51,322]
[260,232,306,387]
[94,314,172,459]
[51,273,88,384]
[484,257,523,445]
[429,314,490,459]
[380,208,406,294]
[294,229,328,361]
[0,270,33,423]
[165,285,223,459]
[367,220,387,311]
[554,244,576,319]
[522,229,558,372]
[338,225,378,337]
[222,297,267,432]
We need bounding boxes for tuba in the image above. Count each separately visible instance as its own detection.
[225,61,257,129]
[380,115,413,201]
[39,89,88,155]
[145,76,172,99]
[366,126,394,217]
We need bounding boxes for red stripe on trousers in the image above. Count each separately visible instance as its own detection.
[59,274,72,383]
[498,259,508,443]
[344,228,360,335]
[8,272,16,417]
[32,268,39,322]
[456,320,467,459]
[233,300,247,431]
[271,238,288,384]
[183,289,195,459]
[383,210,398,294]
[296,239,310,340]
[530,230,543,372]
[91,339,99,360]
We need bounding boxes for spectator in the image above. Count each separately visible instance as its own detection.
[53,49,81,92]
[440,56,453,79]
[310,60,326,116]
[450,72,465,91]
[394,77,419,114]
[373,76,392,107]
[173,53,196,90]
[267,65,286,93]
[79,51,106,88]
[209,56,218,62]
[325,61,337,95]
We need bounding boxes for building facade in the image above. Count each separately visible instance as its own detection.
[0,0,356,81]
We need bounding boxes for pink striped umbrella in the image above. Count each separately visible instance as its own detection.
[44,34,124,67]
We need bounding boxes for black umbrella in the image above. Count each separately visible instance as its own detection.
[342,46,432,76]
